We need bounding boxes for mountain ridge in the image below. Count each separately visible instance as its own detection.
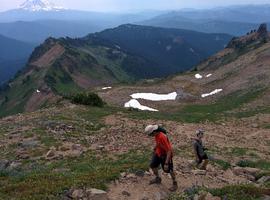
[0,24,232,116]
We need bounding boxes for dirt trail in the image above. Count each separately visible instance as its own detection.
[106,157,249,200]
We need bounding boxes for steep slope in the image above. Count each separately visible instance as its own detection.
[0,34,34,84]
[0,36,139,116]
[99,24,270,122]
[89,24,232,77]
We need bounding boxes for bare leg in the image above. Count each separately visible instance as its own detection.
[149,168,161,184]
[201,159,209,170]
[169,171,178,191]
[170,171,176,182]
[152,167,160,178]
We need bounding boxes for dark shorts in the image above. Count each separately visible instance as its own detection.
[150,154,173,173]
[197,154,208,164]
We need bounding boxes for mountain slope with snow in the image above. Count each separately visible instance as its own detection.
[19,0,64,11]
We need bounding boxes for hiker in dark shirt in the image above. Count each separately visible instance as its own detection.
[193,129,209,170]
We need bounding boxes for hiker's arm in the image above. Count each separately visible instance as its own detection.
[165,150,172,164]
[193,143,199,161]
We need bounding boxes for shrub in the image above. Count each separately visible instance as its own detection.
[69,92,104,107]
[236,160,270,170]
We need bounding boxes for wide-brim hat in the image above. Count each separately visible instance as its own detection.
[145,125,159,135]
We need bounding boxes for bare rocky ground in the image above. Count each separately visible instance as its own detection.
[0,103,269,199]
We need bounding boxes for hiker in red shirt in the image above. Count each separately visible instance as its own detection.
[145,125,178,191]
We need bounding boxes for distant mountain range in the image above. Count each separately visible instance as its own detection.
[0,20,105,44]
[139,5,270,36]
[0,35,34,84]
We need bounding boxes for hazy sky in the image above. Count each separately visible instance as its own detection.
[1,0,270,12]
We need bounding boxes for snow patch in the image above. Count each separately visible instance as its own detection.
[206,74,212,78]
[195,74,203,79]
[201,89,223,98]
[20,0,65,11]
[36,89,41,93]
[102,87,112,90]
[124,99,158,112]
[130,92,177,101]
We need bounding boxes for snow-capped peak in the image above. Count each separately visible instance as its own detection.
[19,0,65,12]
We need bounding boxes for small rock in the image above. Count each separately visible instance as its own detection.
[122,191,131,196]
[72,144,82,151]
[7,161,22,170]
[135,170,145,177]
[96,145,105,151]
[205,192,221,200]
[59,145,70,151]
[120,172,127,178]
[19,140,39,148]
[258,176,270,184]
[145,171,151,176]
[53,168,70,173]
[86,188,107,199]
[194,194,199,200]
[126,173,136,179]
[0,160,9,170]
[251,123,259,128]
[71,189,84,199]
[46,149,56,158]
[192,169,207,175]
[87,188,106,195]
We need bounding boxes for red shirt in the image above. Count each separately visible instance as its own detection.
[154,132,173,157]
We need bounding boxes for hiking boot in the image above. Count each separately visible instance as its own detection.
[169,181,178,192]
[149,177,161,185]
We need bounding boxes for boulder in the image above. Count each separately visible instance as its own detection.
[87,188,106,195]
[19,140,39,148]
[86,188,107,200]
[71,189,84,199]
[258,176,270,184]
[233,167,260,176]
[122,191,131,196]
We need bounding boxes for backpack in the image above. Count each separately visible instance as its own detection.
[157,125,167,135]
[157,125,172,143]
